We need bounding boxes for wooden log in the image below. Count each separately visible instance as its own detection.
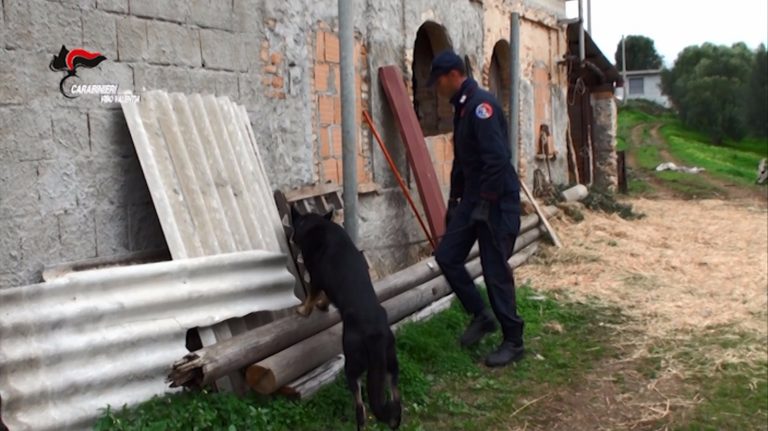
[282,295,456,399]
[168,210,557,388]
[246,236,543,395]
[278,242,542,399]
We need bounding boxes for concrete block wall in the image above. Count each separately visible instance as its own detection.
[0,0,569,289]
[0,0,250,288]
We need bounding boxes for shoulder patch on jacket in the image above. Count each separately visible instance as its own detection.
[475,102,493,120]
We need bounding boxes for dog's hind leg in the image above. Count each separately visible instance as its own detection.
[385,332,402,429]
[344,330,367,430]
[348,377,365,431]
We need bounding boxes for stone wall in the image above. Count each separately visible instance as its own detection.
[0,0,568,288]
[591,90,619,191]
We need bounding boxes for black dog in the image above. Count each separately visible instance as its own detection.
[291,207,401,430]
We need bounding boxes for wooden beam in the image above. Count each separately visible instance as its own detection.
[520,181,563,248]
[379,65,447,242]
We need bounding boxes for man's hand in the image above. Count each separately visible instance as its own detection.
[470,200,491,225]
[445,198,459,227]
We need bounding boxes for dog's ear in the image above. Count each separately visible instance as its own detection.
[290,205,301,224]
[323,208,334,221]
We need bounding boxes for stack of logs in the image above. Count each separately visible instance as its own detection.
[168,203,565,399]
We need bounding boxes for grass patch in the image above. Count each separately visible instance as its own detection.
[647,330,768,431]
[661,121,767,186]
[655,171,724,199]
[628,177,655,195]
[95,286,621,431]
[582,188,645,220]
[635,144,663,171]
[617,107,656,152]
[679,360,768,431]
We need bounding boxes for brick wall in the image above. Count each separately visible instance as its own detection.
[313,24,372,187]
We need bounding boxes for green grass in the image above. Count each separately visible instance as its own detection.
[628,177,655,195]
[95,286,621,431]
[617,107,657,152]
[661,121,767,186]
[679,361,768,431]
[655,171,724,199]
[635,144,662,171]
[646,330,768,431]
[618,106,767,196]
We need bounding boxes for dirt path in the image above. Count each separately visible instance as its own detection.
[648,125,768,203]
[628,122,767,205]
[625,123,677,199]
[512,198,768,430]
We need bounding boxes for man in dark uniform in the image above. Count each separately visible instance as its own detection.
[429,50,525,367]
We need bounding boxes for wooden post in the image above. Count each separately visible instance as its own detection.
[617,150,628,194]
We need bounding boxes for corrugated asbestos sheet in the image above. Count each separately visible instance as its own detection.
[121,91,301,391]
[120,91,294,266]
[0,250,297,431]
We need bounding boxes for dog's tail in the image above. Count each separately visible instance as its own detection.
[364,332,400,429]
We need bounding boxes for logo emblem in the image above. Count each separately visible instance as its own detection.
[475,102,494,120]
[49,45,107,99]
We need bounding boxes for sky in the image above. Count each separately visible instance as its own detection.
[565,0,768,67]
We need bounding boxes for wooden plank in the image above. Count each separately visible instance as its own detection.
[379,65,447,242]
[274,189,309,300]
[284,184,343,202]
[520,181,563,248]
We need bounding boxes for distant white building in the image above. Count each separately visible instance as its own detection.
[624,69,670,107]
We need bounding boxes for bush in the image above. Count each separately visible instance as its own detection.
[662,43,765,144]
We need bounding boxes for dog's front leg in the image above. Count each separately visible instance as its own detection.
[297,283,321,316]
[315,291,330,311]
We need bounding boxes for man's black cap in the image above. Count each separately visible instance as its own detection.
[427,50,465,87]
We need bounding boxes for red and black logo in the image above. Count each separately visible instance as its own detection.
[49,45,107,98]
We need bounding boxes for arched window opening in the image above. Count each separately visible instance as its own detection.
[412,22,454,137]
[489,40,511,117]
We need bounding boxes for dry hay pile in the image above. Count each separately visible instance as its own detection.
[515,198,767,427]
[523,198,767,337]
[521,197,767,382]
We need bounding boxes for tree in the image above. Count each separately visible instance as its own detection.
[661,43,755,143]
[747,44,768,137]
[615,35,664,71]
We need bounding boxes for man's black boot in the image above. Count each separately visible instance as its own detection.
[485,340,525,367]
[459,310,497,347]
